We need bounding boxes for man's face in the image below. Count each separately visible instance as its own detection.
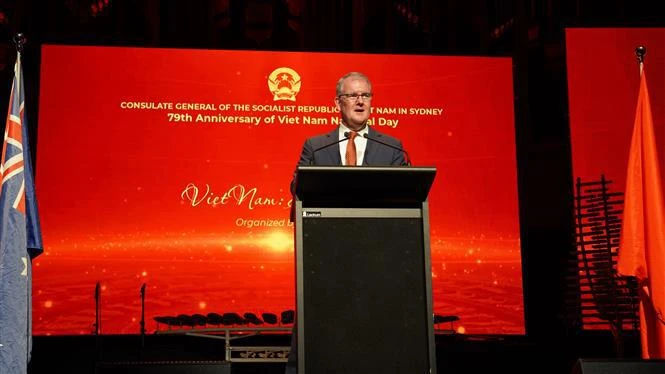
[335,77,372,131]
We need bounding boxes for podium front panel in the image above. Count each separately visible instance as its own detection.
[299,208,431,374]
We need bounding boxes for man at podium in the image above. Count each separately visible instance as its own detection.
[294,71,408,169]
[286,71,408,374]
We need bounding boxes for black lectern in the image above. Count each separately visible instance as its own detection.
[293,166,437,374]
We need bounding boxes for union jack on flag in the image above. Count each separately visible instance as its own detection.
[0,51,43,374]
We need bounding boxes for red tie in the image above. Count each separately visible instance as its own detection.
[345,131,358,166]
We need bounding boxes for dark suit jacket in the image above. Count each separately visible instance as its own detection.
[296,126,406,167]
[290,127,407,196]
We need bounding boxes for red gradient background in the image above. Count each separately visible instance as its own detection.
[34,45,523,335]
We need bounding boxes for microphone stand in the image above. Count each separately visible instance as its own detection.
[362,133,411,166]
[307,132,352,165]
[140,283,147,349]
[94,281,102,365]
[94,281,101,335]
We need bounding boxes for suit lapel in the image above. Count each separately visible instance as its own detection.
[363,127,379,165]
[322,128,342,165]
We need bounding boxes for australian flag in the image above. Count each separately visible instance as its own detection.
[0,52,43,373]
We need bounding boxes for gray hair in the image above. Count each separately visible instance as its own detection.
[335,72,372,96]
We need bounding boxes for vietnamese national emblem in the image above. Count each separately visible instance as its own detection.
[268,67,301,101]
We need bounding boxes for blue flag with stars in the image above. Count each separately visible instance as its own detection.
[0,52,43,373]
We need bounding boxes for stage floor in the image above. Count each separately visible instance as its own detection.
[28,331,640,374]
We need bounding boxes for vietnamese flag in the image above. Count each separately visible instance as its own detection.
[617,68,665,359]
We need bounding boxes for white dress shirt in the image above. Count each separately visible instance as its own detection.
[338,123,369,165]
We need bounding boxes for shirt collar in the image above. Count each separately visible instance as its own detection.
[339,122,369,138]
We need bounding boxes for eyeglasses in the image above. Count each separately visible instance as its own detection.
[338,92,373,101]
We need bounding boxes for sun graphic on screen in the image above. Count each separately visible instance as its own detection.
[257,231,293,252]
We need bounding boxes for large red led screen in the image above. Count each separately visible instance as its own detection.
[34,45,524,335]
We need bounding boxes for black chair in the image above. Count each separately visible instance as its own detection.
[153,315,179,330]
[206,312,223,326]
[433,314,459,333]
[281,309,295,325]
[191,313,207,327]
[243,312,264,325]
[176,314,196,328]
[222,312,246,325]
[261,312,278,325]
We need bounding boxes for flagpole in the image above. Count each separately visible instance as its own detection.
[619,43,665,359]
[2,30,41,373]
[12,31,31,370]
[635,45,646,76]
[12,33,26,55]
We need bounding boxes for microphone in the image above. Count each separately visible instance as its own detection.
[362,133,411,166]
[140,283,146,296]
[308,132,352,165]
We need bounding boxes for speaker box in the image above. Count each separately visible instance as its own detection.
[96,361,231,374]
[573,358,665,374]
